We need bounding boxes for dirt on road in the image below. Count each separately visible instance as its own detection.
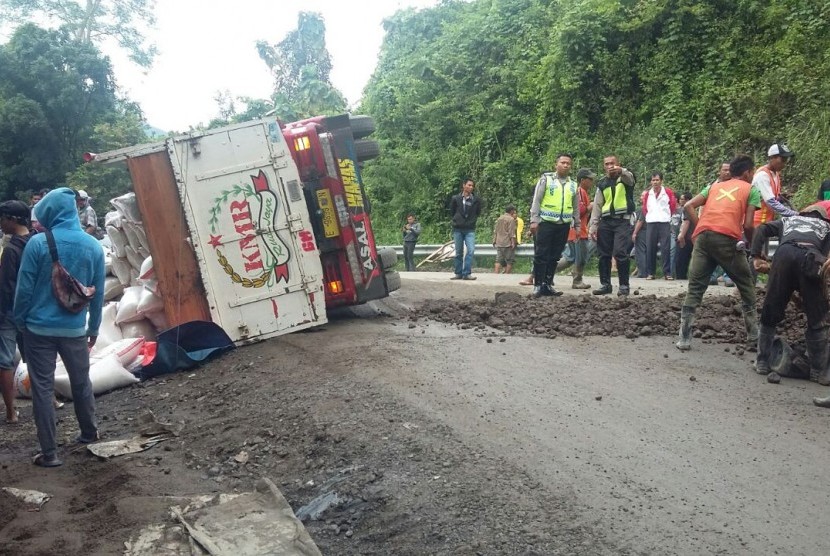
[2,274,830,555]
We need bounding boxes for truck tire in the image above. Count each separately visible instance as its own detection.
[377,247,397,270]
[349,115,376,139]
[385,270,401,293]
[354,139,380,162]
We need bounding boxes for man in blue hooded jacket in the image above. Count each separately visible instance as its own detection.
[14,188,105,467]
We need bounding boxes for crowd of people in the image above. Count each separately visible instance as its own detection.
[0,187,105,467]
[437,143,830,408]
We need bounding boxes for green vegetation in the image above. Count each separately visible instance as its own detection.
[0,24,145,213]
[360,0,830,244]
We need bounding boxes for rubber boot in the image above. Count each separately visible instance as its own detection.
[532,285,545,298]
[676,306,695,351]
[572,267,591,289]
[742,303,759,344]
[754,324,775,375]
[806,327,830,385]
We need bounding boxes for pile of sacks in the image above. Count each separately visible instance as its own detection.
[14,336,152,400]
[13,192,169,400]
[104,192,168,337]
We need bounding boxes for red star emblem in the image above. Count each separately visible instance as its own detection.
[208,234,223,249]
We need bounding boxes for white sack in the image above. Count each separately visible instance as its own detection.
[115,286,144,324]
[107,226,128,258]
[104,276,124,302]
[91,337,146,367]
[111,257,131,286]
[54,354,138,399]
[119,320,157,342]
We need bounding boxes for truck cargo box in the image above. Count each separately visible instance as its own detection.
[94,120,327,344]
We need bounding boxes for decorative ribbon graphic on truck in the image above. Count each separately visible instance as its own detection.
[207,170,291,288]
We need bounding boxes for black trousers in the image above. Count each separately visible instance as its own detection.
[534,221,570,286]
[674,226,694,279]
[646,221,671,277]
[761,243,828,330]
[403,241,417,271]
[597,217,632,286]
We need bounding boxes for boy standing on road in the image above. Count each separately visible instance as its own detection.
[493,205,518,274]
[675,155,761,351]
[0,201,33,423]
[449,179,482,280]
[402,213,421,272]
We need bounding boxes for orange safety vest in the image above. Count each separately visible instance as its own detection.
[753,165,780,226]
[568,187,591,241]
[693,179,753,241]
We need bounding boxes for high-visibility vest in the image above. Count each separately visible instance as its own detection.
[539,174,576,223]
[693,179,753,240]
[753,165,780,226]
[601,179,629,217]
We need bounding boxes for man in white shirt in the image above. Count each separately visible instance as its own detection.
[632,172,677,279]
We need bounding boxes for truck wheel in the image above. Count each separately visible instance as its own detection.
[349,115,376,139]
[354,140,380,162]
[385,270,401,292]
[377,247,397,270]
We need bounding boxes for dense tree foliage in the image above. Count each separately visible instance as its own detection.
[0,0,158,66]
[360,0,830,243]
[212,12,347,127]
[0,24,145,211]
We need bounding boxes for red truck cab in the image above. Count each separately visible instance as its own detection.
[281,114,394,308]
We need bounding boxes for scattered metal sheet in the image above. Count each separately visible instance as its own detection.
[87,434,171,459]
[2,487,51,510]
[126,479,321,555]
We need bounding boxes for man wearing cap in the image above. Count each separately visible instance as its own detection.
[564,168,595,289]
[752,203,830,384]
[589,155,636,296]
[0,201,33,424]
[754,143,798,226]
[675,154,761,351]
[529,153,580,296]
[75,189,98,237]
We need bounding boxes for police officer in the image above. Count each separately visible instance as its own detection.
[589,155,636,296]
[752,204,830,383]
[529,153,580,297]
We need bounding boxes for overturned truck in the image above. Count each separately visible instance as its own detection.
[88,115,399,344]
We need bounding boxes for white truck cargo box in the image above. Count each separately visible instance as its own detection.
[172,120,327,342]
[95,119,328,344]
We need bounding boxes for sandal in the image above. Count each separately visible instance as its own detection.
[6,409,19,424]
[33,453,63,467]
[518,278,534,286]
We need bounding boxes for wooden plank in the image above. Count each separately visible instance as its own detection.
[127,152,213,326]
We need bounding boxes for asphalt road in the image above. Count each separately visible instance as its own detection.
[368,272,830,554]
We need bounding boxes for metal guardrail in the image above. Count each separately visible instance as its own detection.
[384,244,536,257]
[382,240,778,258]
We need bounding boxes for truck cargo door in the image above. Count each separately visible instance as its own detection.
[171,120,327,343]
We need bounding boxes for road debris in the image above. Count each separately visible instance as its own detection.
[1,487,51,511]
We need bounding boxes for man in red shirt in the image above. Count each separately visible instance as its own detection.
[675,155,761,351]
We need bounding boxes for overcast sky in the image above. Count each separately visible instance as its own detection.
[107,0,439,131]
